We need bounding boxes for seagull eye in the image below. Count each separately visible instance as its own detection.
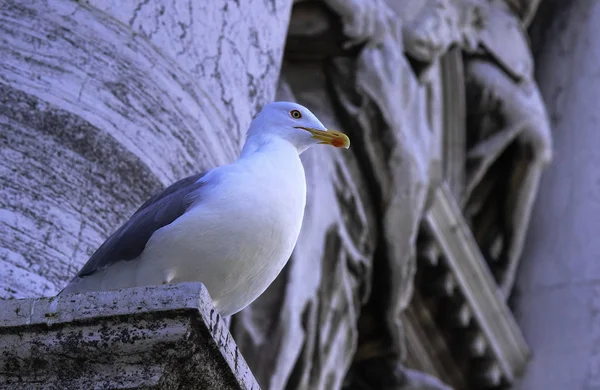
[290,109,302,119]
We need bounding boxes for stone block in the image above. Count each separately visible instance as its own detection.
[0,282,260,390]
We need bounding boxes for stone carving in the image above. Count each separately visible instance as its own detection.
[401,0,552,297]
[398,0,552,298]
[462,0,552,297]
[400,0,483,69]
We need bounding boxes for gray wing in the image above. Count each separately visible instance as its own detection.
[75,172,207,278]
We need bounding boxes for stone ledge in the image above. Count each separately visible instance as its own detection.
[0,282,260,390]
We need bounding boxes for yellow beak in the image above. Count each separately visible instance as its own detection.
[296,127,351,149]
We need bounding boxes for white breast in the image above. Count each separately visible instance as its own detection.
[135,141,307,316]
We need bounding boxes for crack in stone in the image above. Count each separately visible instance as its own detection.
[210,3,238,136]
[128,0,151,27]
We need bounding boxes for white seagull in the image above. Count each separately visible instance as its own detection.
[59,102,350,316]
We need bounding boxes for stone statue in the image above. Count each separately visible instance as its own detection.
[400,0,552,298]
[462,0,552,297]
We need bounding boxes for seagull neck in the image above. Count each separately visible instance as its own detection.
[238,135,297,161]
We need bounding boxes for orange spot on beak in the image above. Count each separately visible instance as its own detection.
[331,137,347,148]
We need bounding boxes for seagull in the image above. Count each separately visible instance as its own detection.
[59,102,350,316]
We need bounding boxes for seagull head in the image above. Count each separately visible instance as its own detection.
[245,101,350,154]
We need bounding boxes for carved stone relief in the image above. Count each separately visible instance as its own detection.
[400,0,553,296]
[462,0,552,297]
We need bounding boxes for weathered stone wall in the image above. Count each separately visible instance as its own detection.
[0,0,292,298]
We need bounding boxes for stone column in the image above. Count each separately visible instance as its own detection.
[0,0,292,298]
[514,1,600,389]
